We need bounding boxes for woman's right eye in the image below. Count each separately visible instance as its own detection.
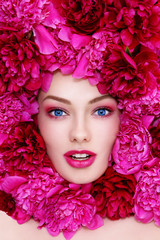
[48,109,67,118]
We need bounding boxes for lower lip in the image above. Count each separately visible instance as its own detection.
[64,155,96,168]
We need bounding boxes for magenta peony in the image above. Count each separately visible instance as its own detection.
[0,123,46,174]
[0,0,50,32]
[0,190,16,216]
[149,118,160,158]
[118,87,160,117]
[43,188,103,240]
[91,167,136,220]
[54,0,105,34]
[112,113,152,174]
[0,92,38,138]
[134,167,160,225]
[0,28,42,93]
[98,47,158,99]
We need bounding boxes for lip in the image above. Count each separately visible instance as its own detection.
[64,150,96,168]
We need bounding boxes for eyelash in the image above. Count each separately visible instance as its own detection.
[47,108,68,118]
[93,107,113,117]
[47,107,113,119]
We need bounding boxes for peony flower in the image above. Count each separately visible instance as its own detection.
[0,28,43,93]
[91,167,136,220]
[0,123,46,174]
[149,118,160,158]
[98,47,158,99]
[42,188,103,240]
[12,171,103,240]
[33,25,78,74]
[54,0,106,34]
[134,167,160,225]
[118,87,160,117]
[0,0,50,32]
[12,170,64,217]
[0,92,38,142]
[112,113,152,174]
[73,29,120,80]
[112,0,160,48]
[0,190,16,216]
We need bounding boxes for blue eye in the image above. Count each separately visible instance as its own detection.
[49,109,66,117]
[95,108,110,116]
[54,109,64,116]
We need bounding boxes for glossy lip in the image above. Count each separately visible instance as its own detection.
[64,150,96,168]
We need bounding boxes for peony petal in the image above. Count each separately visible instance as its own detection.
[1,176,27,193]
[0,133,8,145]
[41,71,53,92]
[134,205,154,223]
[58,26,72,42]
[73,53,89,79]
[34,25,57,54]
[71,34,91,49]
[63,230,76,240]
[47,185,63,197]
[86,214,104,230]
[121,50,137,70]
[142,115,155,128]
[121,29,133,46]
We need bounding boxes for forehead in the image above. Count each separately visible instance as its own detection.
[39,71,104,102]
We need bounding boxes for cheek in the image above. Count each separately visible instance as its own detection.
[93,118,119,140]
[38,114,68,148]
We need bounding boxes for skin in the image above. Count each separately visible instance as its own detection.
[38,71,120,184]
[1,212,160,240]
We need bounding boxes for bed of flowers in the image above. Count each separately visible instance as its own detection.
[0,0,160,239]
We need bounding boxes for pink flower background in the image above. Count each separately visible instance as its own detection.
[0,0,160,239]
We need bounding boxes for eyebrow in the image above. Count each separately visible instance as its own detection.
[42,94,111,105]
[43,95,71,105]
[89,95,111,104]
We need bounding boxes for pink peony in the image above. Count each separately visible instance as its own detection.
[0,123,46,174]
[54,0,106,34]
[134,167,160,225]
[12,170,64,218]
[73,29,119,80]
[0,28,43,93]
[149,118,160,158]
[0,92,38,139]
[118,87,160,117]
[11,170,103,240]
[34,25,78,74]
[42,188,103,240]
[0,0,50,32]
[112,113,152,174]
[112,0,160,48]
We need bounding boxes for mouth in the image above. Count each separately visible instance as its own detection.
[71,153,91,160]
[64,150,96,168]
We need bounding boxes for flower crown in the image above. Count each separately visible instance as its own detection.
[0,1,160,239]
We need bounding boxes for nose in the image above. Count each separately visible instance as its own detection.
[69,117,91,143]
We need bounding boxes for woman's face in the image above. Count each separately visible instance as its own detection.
[38,71,120,184]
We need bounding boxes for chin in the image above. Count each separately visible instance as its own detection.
[63,173,104,185]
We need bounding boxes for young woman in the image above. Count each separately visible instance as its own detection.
[0,1,160,239]
[38,71,120,184]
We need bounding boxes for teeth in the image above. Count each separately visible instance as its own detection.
[71,154,90,160]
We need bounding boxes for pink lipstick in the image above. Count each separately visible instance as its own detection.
[64,150,96,168]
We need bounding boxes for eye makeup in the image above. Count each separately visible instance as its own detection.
[92,105,115,118]
[45,106,69,119]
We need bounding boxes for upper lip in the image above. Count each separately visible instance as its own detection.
[64,150,96,157]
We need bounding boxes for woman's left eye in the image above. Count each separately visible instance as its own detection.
[94,108,111,117]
